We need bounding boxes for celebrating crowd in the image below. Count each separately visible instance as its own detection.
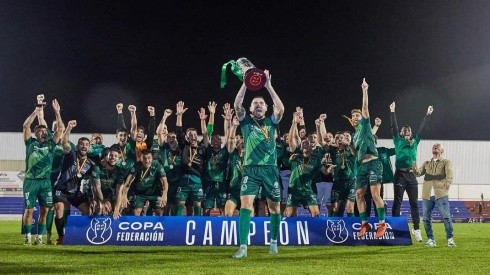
[21,72,455,257]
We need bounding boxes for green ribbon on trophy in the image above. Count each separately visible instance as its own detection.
[220,57,266,91]
[220,60,243,89]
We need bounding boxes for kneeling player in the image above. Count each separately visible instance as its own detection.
[114,150,168,218]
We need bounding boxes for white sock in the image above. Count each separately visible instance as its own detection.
[240,244,247,250]
[25,233,31,239]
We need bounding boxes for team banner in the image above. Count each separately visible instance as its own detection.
[64,216,412,246]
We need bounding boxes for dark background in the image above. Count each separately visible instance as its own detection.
[1,1,490,140]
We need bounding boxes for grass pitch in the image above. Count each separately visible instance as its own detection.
[0,221,489,274]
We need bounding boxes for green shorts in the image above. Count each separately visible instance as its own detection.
[356,159,383,189]
[240,165,281,202]
[226,186,240,205]
[203,181,227,209]
[331,179,356,203]
[133,195,162,209]
[286,190,318,207]
[176,176,204,203]
[23,179,53,208]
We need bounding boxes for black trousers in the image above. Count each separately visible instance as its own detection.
[392,170,420,229]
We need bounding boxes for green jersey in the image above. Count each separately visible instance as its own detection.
[393,135,421,170]
[205,146,229,182]
[52,141,75,175]
[240,115,278,166]
[377,147,395,183]
[25,138,57,180]
[352,117,378,162]
[130,160,166,196]
[288,154,322,192]
[114,138,137,172]
[158,144,182,183]
[328,146,356,180]
[88,143,106,162]
[229,150,244,189]
[92,164,125,192]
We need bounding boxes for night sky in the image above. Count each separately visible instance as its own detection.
[1,1,490,140]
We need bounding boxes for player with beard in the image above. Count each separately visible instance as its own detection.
[203,102,230,216]
[157,108,183,215]
[90,146,125,216]
[284,112,322,217]
[232,69,285,259]
[53,120,102,244]
[225,116,244,216]
[114,103,137,173]
[319,128,356,217]
[128,105,156,162]
[390,101,433,242]
[22,99,63,245]
[174,101,209,216]
[315,119,335,216]
[113,149,168,218]
[351,78,386,238]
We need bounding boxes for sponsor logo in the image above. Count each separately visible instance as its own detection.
[86,217,112,245]
[325,219,349,243]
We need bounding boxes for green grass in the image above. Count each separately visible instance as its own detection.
[0,221,489,274]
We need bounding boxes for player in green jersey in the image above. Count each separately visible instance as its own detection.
[113,149,168,218]
[232,69,285,259]
[284,112,323,217]
[22,99,63,245]
[390,101,433,242]
[225,116,244,216]
[202,102,231,216]
[351,78,386,239]
[174,101,209,216]
[90,146,125,215]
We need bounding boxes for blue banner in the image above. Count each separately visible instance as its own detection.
[64,216,412,246]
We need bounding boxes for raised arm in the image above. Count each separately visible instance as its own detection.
[23,107,42,141]
[128,105,137,140]
[222,103,234,138]
[317,114,327,147]
[264,70,285,123]
[175,101,188,146]
[361,78,369,119]
[198,107,209,147]
[389,102,399,137]
[288,112,301,152]
[62,120,77,154]
[157,108,172,146]
[227,116,239,153]
[207,101,217,137]
[234,83,247,121]
[297,107,306,134]
[36,94,47,128]
[416,106,433,137]
[146,106,156,148]
[116,103,127,130]
[51,99,63,144]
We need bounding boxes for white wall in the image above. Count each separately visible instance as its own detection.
[1,133,489,200]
